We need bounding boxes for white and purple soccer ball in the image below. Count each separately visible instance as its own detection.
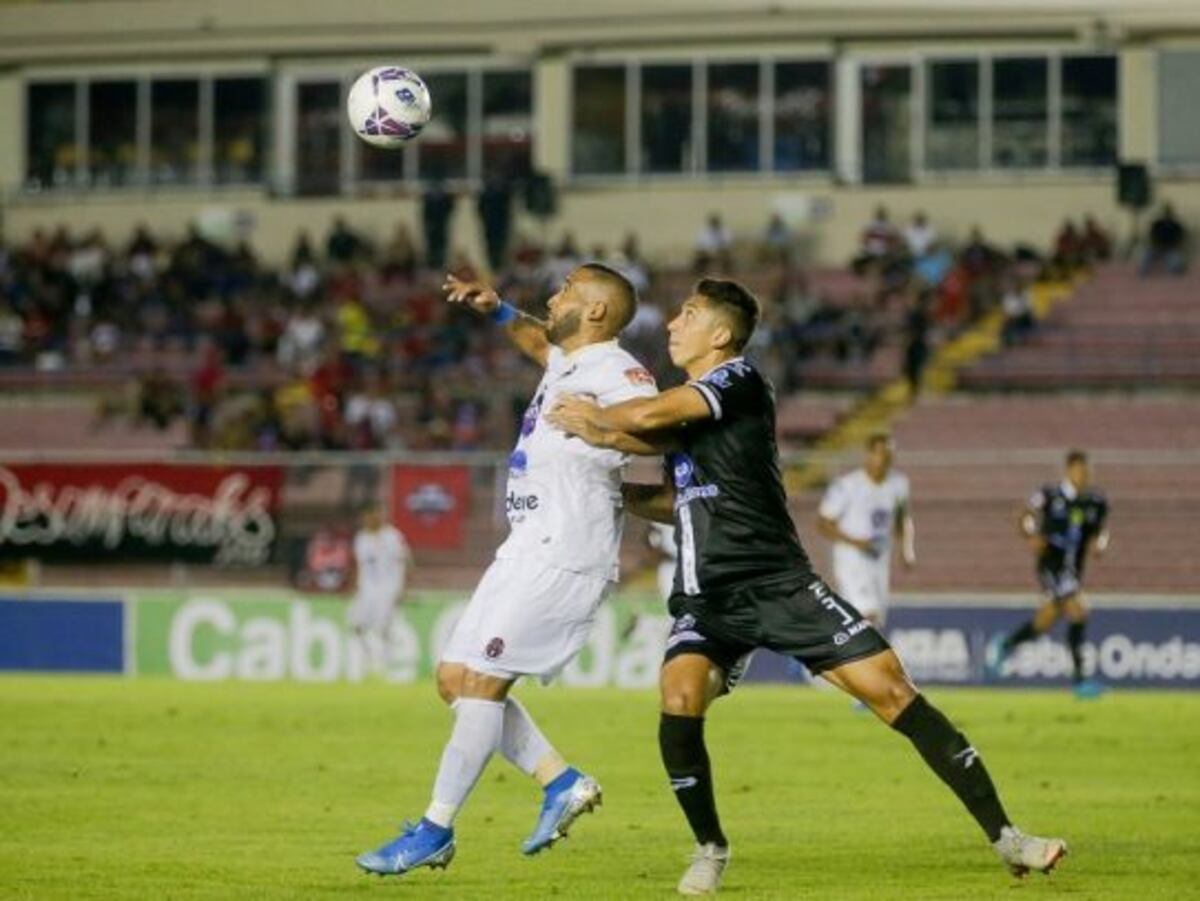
[347,66,432,149]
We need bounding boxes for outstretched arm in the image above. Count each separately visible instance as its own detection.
[444,274,551,366]
[896,502,916,568]
[549,384,712,437]
[1018,499,1046,556]
[546,395,677,455]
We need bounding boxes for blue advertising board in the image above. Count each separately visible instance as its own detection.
[744,603,1200,688]
[0,598,125,673]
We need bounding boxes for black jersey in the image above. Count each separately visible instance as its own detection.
[667,357,813,596]
[1029,481,1108,575]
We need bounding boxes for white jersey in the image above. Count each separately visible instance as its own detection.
[496,340,658,579]
[353,525,409,597]
[819,468,910,566]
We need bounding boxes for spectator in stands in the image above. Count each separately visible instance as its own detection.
[382,224,419,281]
[1081,215,1112,264]
[694,213,734,273]
[960,226,999,276]
[1141,203,1189,277]
[538,233,580,293]
[189,341,226,448]
[1050,220,1084,277]
[137,366,184,430]
[903,290,933,396]
[853,205,900,275]
[422,179,455,270]
[334,293,380,371]
[327,217,366,264]
[761,212,792,264]
[1000,274,1036,346]
[614,232,651,295]
[345,369,400,450]
[285,231,321,300]
[68,230,110,291]
[477,174,513,272]
[0,302,23,366]
[277,302,326,374]
[903,211,938,260]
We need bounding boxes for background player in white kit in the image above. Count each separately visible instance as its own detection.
[817,433,916,629]
[347,505,411,674]
[356,264,660,879]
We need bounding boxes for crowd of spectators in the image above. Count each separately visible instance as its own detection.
[1,198,1187,451]
[0,217,657,452]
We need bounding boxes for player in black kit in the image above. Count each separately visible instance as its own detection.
[549,278,1065,895]
[987,450,1110,698]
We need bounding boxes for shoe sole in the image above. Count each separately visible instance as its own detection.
[523,779,603,856]
[1008,842,1067,878]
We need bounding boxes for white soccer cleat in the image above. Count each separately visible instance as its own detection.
[677,842,730,895]
[992,825,1067,877]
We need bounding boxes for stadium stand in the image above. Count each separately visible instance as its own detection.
[960,264,1200,389]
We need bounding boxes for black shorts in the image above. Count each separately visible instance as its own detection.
[1038,566,1082,602]
[663,572,890,679]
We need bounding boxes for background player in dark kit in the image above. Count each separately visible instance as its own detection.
[550,278,1066,895]
[988,450,1110,697]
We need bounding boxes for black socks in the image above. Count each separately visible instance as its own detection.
[1003,620,1039,652]
[659,713,727,847]
[892,694,1011,842]
[1067,621,1086,682]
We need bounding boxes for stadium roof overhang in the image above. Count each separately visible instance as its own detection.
[0,0,1198,65]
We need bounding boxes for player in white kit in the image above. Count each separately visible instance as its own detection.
[347,505,411,673]
[816,433,916,628]
[356,264,661,879]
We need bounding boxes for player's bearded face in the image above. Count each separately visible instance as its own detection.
[546,305,583,344]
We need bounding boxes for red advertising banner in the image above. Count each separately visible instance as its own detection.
[390,465,470,550]
[0,463,284,565]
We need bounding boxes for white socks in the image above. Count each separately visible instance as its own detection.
[426,698,505,828]
[501,697,566,786]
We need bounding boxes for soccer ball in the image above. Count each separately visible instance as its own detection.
[347,66,432,149]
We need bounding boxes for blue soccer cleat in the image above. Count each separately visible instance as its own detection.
[521,767,602,855]
[1072,678,1105,700]
[355,818,455,876]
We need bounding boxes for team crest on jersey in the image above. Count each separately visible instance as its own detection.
[508,449,528,475]
[671,453,695,488]
[485,637,505,659]
[624,366,655,386]
[703,368,732,389]
[702,360,750,389]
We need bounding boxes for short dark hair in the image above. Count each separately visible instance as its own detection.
[579,262,637,332]
[694,278,761,351]
[866,432,893,451]
[1066,449,1088,467]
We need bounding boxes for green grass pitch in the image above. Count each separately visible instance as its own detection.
[2,678,1198,899]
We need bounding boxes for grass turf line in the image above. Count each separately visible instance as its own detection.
[2,678,1198,899]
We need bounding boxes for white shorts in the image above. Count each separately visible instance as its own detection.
[440,558,613,682]
[832,551,890,622]
[347,586,400,631]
